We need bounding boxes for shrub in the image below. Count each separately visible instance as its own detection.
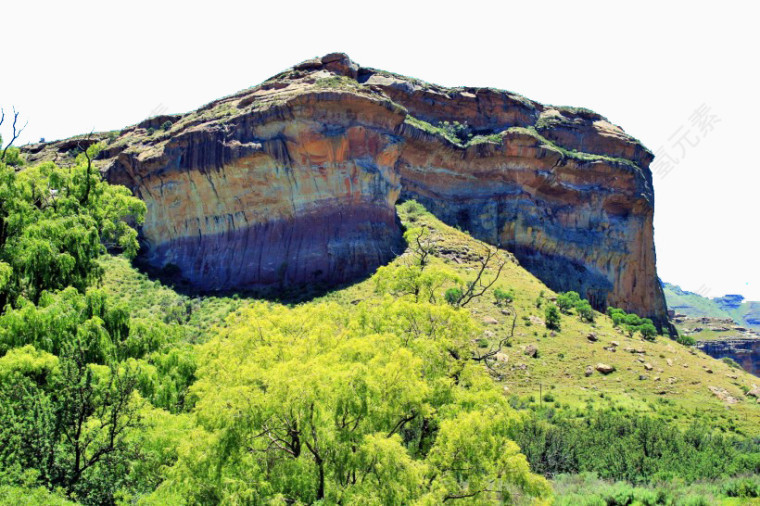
[160,120,173,130]
[493,287,514,305]
[640,322,658,341]
[678,335,697,346]
[722,476,760,497]
[545,304,561,331]
[444,287,462,305]
[607,306,660,339]
[557,291,581,314]
[721,357,741,369]
[576,300,595,322]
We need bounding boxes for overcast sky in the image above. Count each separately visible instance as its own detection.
[2,1,757,300]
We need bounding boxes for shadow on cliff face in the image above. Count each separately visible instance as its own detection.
[129,222,408,305]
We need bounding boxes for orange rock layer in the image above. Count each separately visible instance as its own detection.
[24,53,669,327]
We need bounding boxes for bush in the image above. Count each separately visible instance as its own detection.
[545,304,561,331]
[678,335,697,346]
[557,291,581,314]
[607,306,659,339]
[640,322,658,341]
[576,300,595,323]
[160,120,173,130]
[493,287,514,305]
[721,356,741,369]
[444,287,462,305]
[722,476,760,497]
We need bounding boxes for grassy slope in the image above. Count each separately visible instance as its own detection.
[99,204,760,436]
[96,255,246,343]
[664,283,760,341]
[664,283,733,319]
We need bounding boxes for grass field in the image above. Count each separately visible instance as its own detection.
[98,202,760,436]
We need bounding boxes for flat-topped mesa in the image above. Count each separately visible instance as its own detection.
[22,52,668,328]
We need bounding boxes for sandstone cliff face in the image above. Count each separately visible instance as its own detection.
[23,53,669,326]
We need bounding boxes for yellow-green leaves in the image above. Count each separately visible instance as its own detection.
[0,151,145,307]
[159,298,549,504]
[0,345,59,381]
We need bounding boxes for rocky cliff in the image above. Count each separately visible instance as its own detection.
[22,53,669,327]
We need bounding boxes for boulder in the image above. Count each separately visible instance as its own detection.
[595,363,615,375]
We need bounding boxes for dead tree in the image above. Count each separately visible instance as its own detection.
[454,248,508,307]
[1,107,28,162]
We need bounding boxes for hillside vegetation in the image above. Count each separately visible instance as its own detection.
[1,148,760,504]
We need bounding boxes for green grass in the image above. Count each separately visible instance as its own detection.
[664,282,733,319]
[508,126,641,169]
[97,255,245,343]
[314,75,363,90]
[403,115,503,148]
[552,473,760,506]
[96,203,760,435]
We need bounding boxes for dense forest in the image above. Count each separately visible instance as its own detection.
[1,138,759,504]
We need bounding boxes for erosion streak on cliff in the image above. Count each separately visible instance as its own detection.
[22,53,668,327]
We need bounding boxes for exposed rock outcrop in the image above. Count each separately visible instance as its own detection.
[698,338,760,377]
[23,53,669,326]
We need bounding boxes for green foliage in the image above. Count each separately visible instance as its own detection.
[0,484,76,505]
[404,116,503,148]
[557,291,597,323]
[607,306,660,340]
[493,287,514,305]
[0,343,141,504]
[0,287,181,361]
[0,149,146,308]
[721,475,760,497]
[315,75,361,90]
[721,356,741,369]
[159,120,173,130]
[576,300,595,323]
[374,226,462,305]
[0,153,176,503]
[557,291,581,314]
[545,304,562,331]
[512,410,760,485]
[444,287,462,305]
[437,120,472,144]
[151,299,551,503]
[551,472,725,506]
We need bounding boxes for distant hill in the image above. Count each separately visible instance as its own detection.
[663,283,733,319]
[663,282,760,332]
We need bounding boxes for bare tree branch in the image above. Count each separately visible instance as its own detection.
[1,107,28,162]
[455,248,507,307]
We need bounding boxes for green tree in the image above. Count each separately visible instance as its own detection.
[545,304,561,331]
[557,291,581,314]
[0,147,145,309]
[576,300,595,323]
[149,300,551,504]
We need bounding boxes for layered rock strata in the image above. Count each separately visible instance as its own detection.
[23,53,669,326]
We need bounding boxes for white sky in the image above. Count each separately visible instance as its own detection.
[2,1,758,300]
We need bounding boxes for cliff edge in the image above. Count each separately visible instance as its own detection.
[22,53,669,327]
